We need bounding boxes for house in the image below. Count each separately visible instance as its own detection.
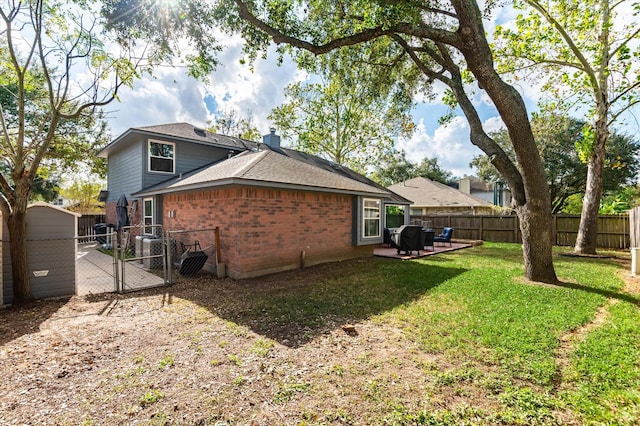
[98,123,410,279]
[387,176,494,216]
[458,176,511,207]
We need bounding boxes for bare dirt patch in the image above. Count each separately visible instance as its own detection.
[0,260,512,425]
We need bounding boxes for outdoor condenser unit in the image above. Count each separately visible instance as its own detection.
[142,238,163,269]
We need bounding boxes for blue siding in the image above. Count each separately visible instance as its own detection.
[141,138,231,189]
[106,140,144,203]
[105,135,236,203]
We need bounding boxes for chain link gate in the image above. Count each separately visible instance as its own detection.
[117,224,167,293]
[76,231,118,296]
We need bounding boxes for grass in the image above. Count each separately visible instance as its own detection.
[3,242,639,425]
[223,242,638,423]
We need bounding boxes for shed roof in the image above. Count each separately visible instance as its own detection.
[28,202,82,217]
[134,149,390,198]
[387,177,493,208]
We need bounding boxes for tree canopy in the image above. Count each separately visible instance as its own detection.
[209,108,261,141]
[493,0,640,254]
[471,113,639,214]
[269,50,414,174]
[102,0,559,282]
[372,149,456,187]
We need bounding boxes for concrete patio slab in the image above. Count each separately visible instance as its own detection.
[374,241,474,260]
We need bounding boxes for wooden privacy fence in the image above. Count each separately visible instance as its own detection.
[410,214,631,249]
[77,213,106,237]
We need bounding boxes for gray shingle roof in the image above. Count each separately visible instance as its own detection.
[98,122,257,157]
[388,177,493,207]
[135,149,390,197]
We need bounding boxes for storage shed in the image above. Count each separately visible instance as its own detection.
[2,202,80,305]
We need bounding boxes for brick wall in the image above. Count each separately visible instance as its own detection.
[105,202,116,226]
[163,185,373,279]
[105,200,142,228]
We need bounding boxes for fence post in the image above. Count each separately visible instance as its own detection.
[215,226,225,278]
[112,231,120,293]
[166,230,173,286]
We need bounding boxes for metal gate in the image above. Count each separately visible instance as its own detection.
[76,232,118,296]
[118,224,168,293]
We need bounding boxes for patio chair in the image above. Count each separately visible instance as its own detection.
[383,228,394,247]
[434,227,454,246]
[390,225,425,255]
[423,229,435,251]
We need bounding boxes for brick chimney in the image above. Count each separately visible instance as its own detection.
[459,177,471,194]
[262,127,281,148]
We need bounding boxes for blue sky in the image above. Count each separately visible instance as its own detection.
[104,5,639,180]
[105,43,504,178]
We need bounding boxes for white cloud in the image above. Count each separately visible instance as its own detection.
[105,36,305,139]
[397,115,505,178]
[106,67,210,136]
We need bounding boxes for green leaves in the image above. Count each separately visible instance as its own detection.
[576,123,595,162]
[268,48,415,173]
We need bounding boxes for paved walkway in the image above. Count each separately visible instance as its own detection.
[76,242,165,296]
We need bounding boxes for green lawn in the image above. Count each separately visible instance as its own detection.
[228,242,640,424]
[2,242,638,425]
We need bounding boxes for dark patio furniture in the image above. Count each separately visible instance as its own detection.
[383,228,394,247]
[434,227,454,246]
[423,229,435,251]
[390,225,425,255]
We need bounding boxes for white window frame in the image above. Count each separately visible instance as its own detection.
[362,198,381,239]
[143,197,154,235]
[148,140,175,174]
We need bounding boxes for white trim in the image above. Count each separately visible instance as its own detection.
[362,198,381,239]
[147,139,175,174]
[143,197,154,235]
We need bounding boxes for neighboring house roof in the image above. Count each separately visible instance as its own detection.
[465,176,493,192]
[387,177,493,207]
[134,149,391,198]
[98,122,257,157]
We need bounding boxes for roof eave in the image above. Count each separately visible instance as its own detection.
[133,178,390,199]
[98,127,255,158]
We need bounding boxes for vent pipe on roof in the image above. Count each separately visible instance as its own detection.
[262,127,281,148]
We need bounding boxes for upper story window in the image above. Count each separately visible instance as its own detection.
[148,140,175,173]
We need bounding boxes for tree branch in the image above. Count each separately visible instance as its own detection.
[231,0,460,54]
[392,34,526,204]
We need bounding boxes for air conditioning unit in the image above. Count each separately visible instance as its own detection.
[142,238,163,269]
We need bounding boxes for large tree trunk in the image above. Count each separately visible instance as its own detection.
[455,0,558,283]
[7,194,32,305]
[574,119,607,255]
[516,200,556,281]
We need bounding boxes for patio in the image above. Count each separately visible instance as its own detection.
[374,241,475,260]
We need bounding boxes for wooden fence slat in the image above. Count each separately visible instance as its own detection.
[410,213,631,249]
